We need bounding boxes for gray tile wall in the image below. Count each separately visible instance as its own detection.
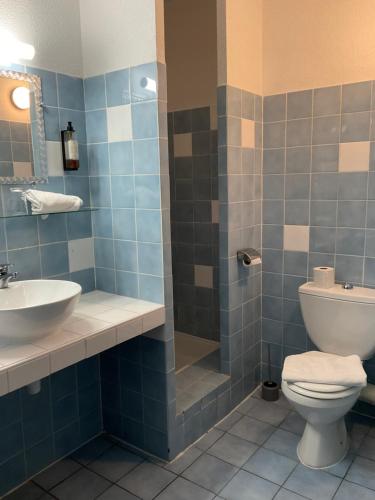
[168,106,219,341]
[218,85,263,405]
[262,81,375,387]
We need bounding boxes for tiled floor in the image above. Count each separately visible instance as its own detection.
[5,389,375,500]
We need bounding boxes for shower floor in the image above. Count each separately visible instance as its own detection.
[174,331,229,414]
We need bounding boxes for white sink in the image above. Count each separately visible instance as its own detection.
[0,280,81,343]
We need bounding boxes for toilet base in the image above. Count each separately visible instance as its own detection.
[297,417,349,469]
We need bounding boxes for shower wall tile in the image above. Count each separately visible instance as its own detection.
[262,79,375,386]
[168,104,219,342]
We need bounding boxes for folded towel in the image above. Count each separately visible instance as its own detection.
[282,351,367,387]
[23,189,83,214]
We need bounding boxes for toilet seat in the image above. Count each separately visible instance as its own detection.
[286,380,360,400]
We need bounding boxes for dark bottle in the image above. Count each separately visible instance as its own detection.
[61,121,79,171]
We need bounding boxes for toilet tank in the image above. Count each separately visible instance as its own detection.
[299,282,375,360]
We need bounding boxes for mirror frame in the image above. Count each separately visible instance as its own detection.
[0,69,48,185]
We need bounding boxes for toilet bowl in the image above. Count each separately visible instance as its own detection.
[282,380,361,468]
[281,282,375,469]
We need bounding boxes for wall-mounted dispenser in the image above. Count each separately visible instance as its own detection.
[61,121,79,171]
[237,248,262,267]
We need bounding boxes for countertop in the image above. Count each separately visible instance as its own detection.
[0,291,165,396]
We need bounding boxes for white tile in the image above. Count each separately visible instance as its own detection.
[50,340,86,372]
[0,370,8,396]
[174,133,192,157]
[339,141,370,172]
[65,316,111,336]
[107,105,132,142]
[80,290,116,304]
[86,328,117,357]
[74,302,113,316]
[68,238,94,272]
[143,308,166,333]
[13,162,33,177]
[117,319,142,343]
[91,308,139,325]
[46,141,64,176]
[119,299,163,313]
[0,344,47,367]
[211,200,219,223]
[284,225,310,252]
[8,355,50,392]
[241,119,255,148]
[194,265,213,288]
[33,329,82,350]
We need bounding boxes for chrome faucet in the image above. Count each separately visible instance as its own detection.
[0,264,18,289]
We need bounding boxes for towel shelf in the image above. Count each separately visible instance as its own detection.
[0,207,98,219]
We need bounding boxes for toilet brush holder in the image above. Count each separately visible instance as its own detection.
[262,343,279,402]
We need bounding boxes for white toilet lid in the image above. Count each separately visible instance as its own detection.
[293,381,348,393]
[287,381,360,400]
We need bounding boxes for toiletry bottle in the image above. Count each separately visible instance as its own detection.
[61,121,79,170]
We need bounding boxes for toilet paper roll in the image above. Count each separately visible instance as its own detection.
[313,266,335,289]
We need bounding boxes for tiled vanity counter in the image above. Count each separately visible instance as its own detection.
[0,291,165,396]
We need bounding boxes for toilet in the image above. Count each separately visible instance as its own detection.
[282,282,375,469]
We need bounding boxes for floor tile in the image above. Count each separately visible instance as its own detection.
[236,397,258,415]
[280,412,306,436]
[284,464,341,500]
[243,447,297,485]
[358,435,375,461]
[196,428,224,450]
[97,484,139,499]
[33,458,81,490]
[5,482,46,500]
[263,428,300,460]
[333,480,375,499]
[228,415,275,445]
[325,452,354,478]
[155,477,215,500]
[118,462,176,500]
[164,446,202,474]
[51,468,111,500]
[219,470,279,500]
[245,399,290,426]
[70,435,113,465]
[207,433,258,467]
[182,454,238,494]
[273,488,307,500]
[346,456,375,490]
[88,445,143,482]
[215,412,243,432]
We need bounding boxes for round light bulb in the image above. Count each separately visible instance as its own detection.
[11,86,30,110]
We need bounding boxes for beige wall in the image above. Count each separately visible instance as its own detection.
[164,0,217,111]
[263,0,375,95]
[219,0,263,95]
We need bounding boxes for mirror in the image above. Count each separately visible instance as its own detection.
[0,70,47,184]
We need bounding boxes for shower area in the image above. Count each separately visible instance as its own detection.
[165,0,225,412]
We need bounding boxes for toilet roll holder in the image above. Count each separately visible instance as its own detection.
[237,248,261,267]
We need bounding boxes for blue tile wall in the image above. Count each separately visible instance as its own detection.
[0,358,102,497]
[0,64,94,292]
[85,62,165,304]
[98,62,177,460]
[218,85,262,405]
[262,81,375,389]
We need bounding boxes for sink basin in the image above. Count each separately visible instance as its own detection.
[0,280,81,343]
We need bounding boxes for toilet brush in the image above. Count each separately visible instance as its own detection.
[262,343,279,401]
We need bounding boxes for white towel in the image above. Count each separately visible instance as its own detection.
[24,189,83,214]
[282,351,367,387]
